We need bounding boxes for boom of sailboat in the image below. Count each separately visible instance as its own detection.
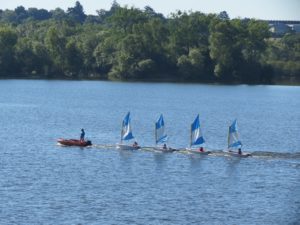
[58,112,251,157]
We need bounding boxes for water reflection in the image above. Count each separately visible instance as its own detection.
[153,152,166,170]
[225,157,241,177]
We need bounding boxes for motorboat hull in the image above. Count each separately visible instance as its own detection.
[57,139,92,147]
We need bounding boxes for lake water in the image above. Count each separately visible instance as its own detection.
[0,80,299,224]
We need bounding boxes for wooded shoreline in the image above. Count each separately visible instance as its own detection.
[0,1,299,84]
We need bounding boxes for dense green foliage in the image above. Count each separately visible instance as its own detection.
[0,1,299,83]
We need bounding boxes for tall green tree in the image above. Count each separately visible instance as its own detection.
[45,27,66,75]
[65,39,83,77]
[209,20,241,81]
[0,26,17,76]
[67,1,86,23]
[107,6,148,33]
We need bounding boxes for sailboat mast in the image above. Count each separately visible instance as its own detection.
[227,126,230,149]
[121,121,123,144]
[155,123,157,146]
[190,123,192,148]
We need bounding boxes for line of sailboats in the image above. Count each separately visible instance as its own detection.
[116,112,251,157]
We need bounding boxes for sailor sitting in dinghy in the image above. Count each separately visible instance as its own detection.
[238,148,242,155]
[133,141,139,148]
[199,147,204,152]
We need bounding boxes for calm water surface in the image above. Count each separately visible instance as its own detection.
[0,80,299,224]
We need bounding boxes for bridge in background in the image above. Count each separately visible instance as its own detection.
[264,20,300,25]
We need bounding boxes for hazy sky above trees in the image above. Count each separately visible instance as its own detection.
[1,0,300,20]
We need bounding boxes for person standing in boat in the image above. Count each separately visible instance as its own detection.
[80,129,85,142]
[238,148,242,155]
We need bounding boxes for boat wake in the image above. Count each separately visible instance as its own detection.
[69,144,300,160]
[189,149,300,159]
[250,151,300,159]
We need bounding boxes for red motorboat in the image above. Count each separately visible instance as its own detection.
[57,138,92,147]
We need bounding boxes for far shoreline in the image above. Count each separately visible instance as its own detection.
[1,76,300,86]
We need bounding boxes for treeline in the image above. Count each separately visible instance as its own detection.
[0,1,299,84]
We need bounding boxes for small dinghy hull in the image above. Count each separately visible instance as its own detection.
[153,147,175,153]
[186,149,211,155]
[226,151,251,158]
[117,144,140,150]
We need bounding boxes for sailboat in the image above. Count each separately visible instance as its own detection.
[186,115,210,155]
[116,112,140,150]
[226,119,251,157]
[154,114,174,152]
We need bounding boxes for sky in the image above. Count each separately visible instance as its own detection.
[1,0,300,20]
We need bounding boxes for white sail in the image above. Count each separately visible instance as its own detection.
[228,119,242,148]
[190,114,205,147]
[155,114,168,144]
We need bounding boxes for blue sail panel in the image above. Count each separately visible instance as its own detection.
[191,115,205,147]
[121,112,134,141]
[228,140,242,148]
[191,115,200,131]
[155,114,165,129]
[228,119,242,148]
[122,131,134,141]
[156,134,168,144]
[229,119,238,133]
[155,114,168,144]
[123,112,131,126]
[193,136,205,145]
